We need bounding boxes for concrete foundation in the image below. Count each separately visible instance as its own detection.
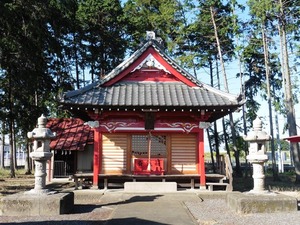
[0,192,74,216]
[226,192,298,214]
[124,182,177,192]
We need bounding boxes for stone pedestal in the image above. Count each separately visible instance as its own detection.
[27,151,53,195]
[247,154,268,193]
[0,192,74,216]
[226,192,298,214]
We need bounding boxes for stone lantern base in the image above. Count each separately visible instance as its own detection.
[0,192,74,216]
[226,192,298,214]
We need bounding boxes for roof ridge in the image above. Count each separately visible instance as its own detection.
[62,40,205,100]
[99,41,153,85]
[201,82,243,102]
[100,40,203,88]
[62,82,99,100]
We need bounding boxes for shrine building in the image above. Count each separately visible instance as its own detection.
[60,32,244,190]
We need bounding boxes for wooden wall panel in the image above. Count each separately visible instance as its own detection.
[102,134,127,174]
[77,145,93,172]
[171,134,197,174]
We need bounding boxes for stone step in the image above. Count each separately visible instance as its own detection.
[124,182,177,192]
[206,182,229,191]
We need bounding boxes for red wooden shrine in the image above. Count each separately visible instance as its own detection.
[61,32,244,189]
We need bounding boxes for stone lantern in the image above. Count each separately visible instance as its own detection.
[243,117,271,193]
[27,114,56,194]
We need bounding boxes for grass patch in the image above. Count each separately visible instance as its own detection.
[0,168,35,197]
[233,172,300,192]
[0,168,34,179]
[0,168,74,198]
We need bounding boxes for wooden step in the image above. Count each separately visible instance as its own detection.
[206,182,229,191]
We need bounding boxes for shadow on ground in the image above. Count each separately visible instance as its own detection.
[72,194,163,214]
[1,217,168,225]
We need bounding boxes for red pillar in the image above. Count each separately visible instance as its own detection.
[198,129,206,189]
[93,128,102,188]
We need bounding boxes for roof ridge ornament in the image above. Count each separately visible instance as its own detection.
[146,31,164,49]
[146,31,156,40]
[131,53,170,73]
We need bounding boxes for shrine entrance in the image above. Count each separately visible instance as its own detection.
[131,134,167,175]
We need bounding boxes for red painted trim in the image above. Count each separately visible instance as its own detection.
[122,70,180,82]
[197,129,206,187]
[99,110,207,118]
[149,49,196,87]
[93,129,102,188]
[104,48,152,86]
[103,46,197,87]
[97,120,201,133]
[88,110,212,123]
[284,135,300,143]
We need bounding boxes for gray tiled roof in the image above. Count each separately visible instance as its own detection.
[62,81,242,109]
[61,39,244,116]
[99,40,201,86]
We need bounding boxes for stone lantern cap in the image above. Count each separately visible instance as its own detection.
[27,114,56,140]
[243,117,271,142]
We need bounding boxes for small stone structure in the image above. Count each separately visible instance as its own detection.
[0,115,74,216]
[226,116,298,213]
[243,117,270,193]
[27,114,55,194]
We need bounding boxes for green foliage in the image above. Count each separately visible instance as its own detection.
[280,140,291,152]
[123,0,187,54]
[180,0,237,74]
[0,0,128,137]
[0,0,56,131]
[77,0,127,77]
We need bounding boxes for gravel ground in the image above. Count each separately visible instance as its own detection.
[185,198,300,225]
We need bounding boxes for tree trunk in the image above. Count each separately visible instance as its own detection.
[0,123,4,169]
[24,140,32,174]
[207,129,216,173]
[210,6,241,176]
[214,122,220,171]
[12,121,17,170]
[8,67,15,178]
[208,59,217,172]
[74,33,80,89]
[262,27,279,180]
[9,121,15,178]
[278,0,300,183]
[222,118,231,160]
[209,59,220,171]
[240,63,249,177]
